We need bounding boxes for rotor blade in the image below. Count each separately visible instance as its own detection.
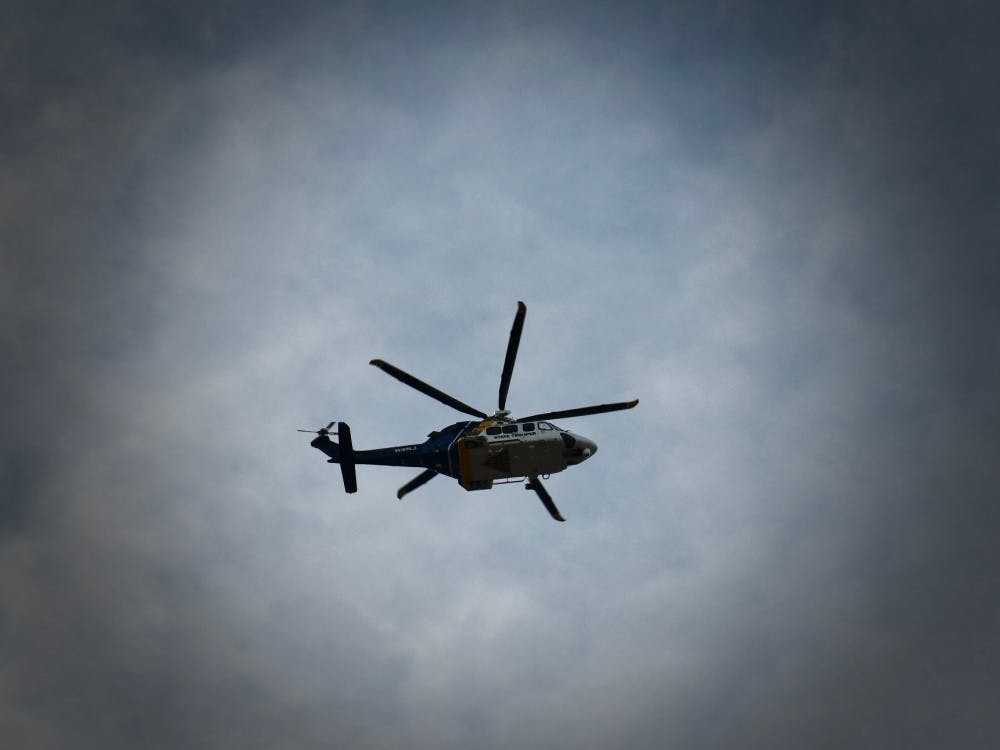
[518,399,639,423]
[370,359,488,419]
[498,300,526,411]
[397,469,438,500]
[297,421,335,434]
[527,477,565,522]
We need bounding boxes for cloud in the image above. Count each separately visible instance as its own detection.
[4,2,999,748]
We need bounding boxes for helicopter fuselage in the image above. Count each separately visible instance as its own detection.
[302,300,635,521]
[311,419,597,491]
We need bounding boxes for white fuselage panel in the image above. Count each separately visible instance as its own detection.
[455,421,592,490]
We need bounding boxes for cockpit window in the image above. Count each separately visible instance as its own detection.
[538,422,553,431]
[485,426,501,435]
[501,424,518,434]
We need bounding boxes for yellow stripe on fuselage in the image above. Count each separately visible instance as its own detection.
[472,419,496,435]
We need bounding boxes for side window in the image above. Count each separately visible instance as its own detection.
[485,426,501,435]
[538,422,553,431]
[521,422,535,432]
[501,424,519,434]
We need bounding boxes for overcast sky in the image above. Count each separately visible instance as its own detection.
[4,2,1000,748]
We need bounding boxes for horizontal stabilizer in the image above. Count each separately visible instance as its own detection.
[337,423,357,493]
[310,425,357,493]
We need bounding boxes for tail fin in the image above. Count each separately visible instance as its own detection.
[310,423,357,493]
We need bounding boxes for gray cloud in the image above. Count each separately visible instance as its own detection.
[4,2,999,748]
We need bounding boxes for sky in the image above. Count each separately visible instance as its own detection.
[4,1,1000,748]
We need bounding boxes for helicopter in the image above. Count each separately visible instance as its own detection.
[299,301,638,521]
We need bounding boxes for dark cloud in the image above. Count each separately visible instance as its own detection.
[4,2,999,748]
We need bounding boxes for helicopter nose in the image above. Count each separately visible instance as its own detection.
[579,437,598,459]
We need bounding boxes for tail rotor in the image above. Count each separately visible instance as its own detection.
[297,421,336,437]
[300,421,357,494]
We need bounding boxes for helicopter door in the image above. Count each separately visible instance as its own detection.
[456,435,492,491]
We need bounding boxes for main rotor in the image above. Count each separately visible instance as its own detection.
[368,301,638,425]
